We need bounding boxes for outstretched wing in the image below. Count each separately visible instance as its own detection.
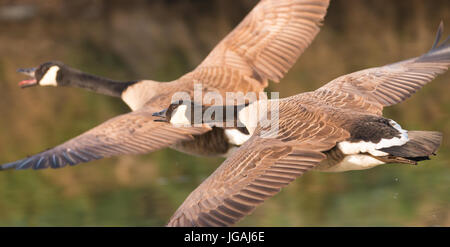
[167,105,348,226]
[179,0,330,93]
[1,108,210,170]
[317,22,450,115]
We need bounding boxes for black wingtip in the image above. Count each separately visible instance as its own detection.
[0,161,18,171]
[417,21,450,63]
[431,21,450,50]
[432,21,444,50]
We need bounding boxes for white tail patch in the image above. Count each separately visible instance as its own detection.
[224,129,251,146]
[323,154,385,172]
[338,120,409,156]
[39,66,60,87]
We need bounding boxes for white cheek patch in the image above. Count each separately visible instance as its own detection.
[338,120,409,156]
[170,105,191,126]
[225,129,251,146]
[39,66,60,87]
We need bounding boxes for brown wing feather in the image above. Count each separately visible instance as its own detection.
[1,108,210,170]
[167,105,348,226]
[317,23,450,115]
[2,1,331,170]
[178,0,330,93]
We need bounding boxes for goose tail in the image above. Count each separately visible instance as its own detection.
[379,131,443,164]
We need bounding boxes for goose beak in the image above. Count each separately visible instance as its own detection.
[152,109,168,122]
[17,67,37,88]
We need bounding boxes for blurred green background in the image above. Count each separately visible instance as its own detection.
[0,0,449,226]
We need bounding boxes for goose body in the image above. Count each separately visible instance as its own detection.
[235,100,416,172]
[1,0,330,170]
[159,23,449,227]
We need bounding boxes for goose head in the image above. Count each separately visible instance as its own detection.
[152,100,196,125]
[17,61,65,88]
[153,99,249,128]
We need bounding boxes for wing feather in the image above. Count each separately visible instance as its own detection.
[167,106,349,226]
[1,108,210,171]
[317,22,450,115]
[178,0,330,93]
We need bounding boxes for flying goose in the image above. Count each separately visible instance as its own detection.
[0,0,330,170]
[155,23,449,226]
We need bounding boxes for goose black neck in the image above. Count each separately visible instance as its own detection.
[58,66,137,97]
[199,104,248,127]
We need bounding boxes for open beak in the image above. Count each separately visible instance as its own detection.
[152,109,168,122]
[17,67,37,88]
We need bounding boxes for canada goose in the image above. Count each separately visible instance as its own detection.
[157,23,449,226]
[0,0,330,170]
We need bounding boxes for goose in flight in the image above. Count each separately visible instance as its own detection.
[0,0,330,170]
[155,23,449,226]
